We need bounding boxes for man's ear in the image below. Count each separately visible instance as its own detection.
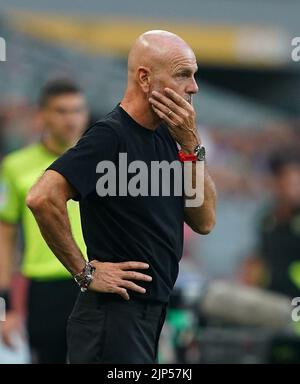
[137,66,151,93]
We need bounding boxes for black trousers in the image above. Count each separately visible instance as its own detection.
[27,278,78,364]
[67,291,168,364]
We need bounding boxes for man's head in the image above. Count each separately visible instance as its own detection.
[38,79,89,148]
[269,149,300,206]
[126,30,198,107]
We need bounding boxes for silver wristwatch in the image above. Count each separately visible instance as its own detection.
[74,262,96,292]
[194,144,206,161]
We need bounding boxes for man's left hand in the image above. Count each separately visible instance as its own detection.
[149,88,200,153]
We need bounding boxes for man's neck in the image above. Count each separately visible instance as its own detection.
[120,90,160,131]
[42,135,69,156]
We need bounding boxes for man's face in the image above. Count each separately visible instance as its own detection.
[275,164,300,206]
[40,93,88,146]
[150,47,199,104]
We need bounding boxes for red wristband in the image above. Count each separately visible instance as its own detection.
[178,150,197,162]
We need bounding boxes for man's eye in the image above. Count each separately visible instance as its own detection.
[178,72,189,78]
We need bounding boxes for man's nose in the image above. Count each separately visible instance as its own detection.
[187,77,199,94]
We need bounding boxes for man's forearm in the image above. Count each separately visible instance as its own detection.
[0,222,17,290]
[184,163,216,234]
[28,199,85,276]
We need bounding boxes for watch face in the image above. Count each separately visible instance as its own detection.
[195,145,206,161]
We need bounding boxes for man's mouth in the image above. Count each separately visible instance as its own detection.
[185,96,192,104]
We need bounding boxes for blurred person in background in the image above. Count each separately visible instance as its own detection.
[242,148,300,299]
[0,79,89,363]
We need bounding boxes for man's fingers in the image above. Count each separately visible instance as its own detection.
[122,271,152,282]
[119,261,149,270]
[149,97,180,121]
[151,105,174,126]
[150,92,184,116]
[164,88,192,110]
[120,280,146,294]
[115,287,130,300]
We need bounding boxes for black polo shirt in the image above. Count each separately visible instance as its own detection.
[48,105,184,303]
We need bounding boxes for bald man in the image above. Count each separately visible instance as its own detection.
[26,30,216,364]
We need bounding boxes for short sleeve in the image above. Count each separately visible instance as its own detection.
[0,159,22,224]
[47,123,119,200]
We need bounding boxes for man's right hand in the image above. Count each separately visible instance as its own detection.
[88,261,152,300]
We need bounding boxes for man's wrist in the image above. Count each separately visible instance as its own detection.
[179,144,206,162]
[71,260,88,277]
[73,262,96,292]
[180,144,198,155]
[180,136,201,155]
